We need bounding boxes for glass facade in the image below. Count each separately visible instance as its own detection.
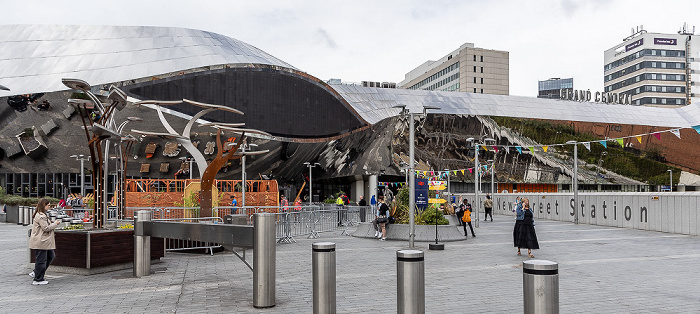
[407,62,460,91]
[537,78,573,99]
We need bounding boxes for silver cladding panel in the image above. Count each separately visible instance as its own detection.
[0,25,296,96]
[333,85,700,128]
[144,221,254,248]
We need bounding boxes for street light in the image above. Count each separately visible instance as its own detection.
[667,169,673,192]
[393,104,439,248]
[304,162,320,205]
[470,137,494,228]
[487,159,494,195]
[595,151,607,185]
[70,154,90,196]
[566,140,579,224]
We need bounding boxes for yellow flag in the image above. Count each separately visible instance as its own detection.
[636,136,642,143]
[461,169,465,175]
[542,146,548,152]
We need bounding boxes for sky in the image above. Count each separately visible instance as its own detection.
[2,0,700,97]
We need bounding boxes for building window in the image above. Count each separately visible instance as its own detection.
[480,89,484,93]
[480,67,483,73]
[473,77,477,83]
[480,78,484,84]
[473,66,477,72]
[480,56,483,62]
[474,88,477,93]
[473,55,476,61]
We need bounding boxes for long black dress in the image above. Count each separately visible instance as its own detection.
[514,208,539,250]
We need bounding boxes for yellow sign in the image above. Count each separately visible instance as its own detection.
[429,198,447,204]
[429,185,447,190]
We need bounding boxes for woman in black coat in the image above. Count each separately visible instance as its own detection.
[514,197,539,258]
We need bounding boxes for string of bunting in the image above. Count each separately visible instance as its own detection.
[407,126,697,179]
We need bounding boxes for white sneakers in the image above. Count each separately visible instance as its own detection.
[29,271,34,278]
[374,231,380,238]
[32,280,48,285]
[379,238,386,241]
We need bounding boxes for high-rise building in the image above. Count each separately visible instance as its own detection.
[603,26,700,106]
[538,78,573,99]
[397,42,509,95]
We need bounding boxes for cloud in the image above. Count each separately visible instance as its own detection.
[561,0,579,17]
[315,28,338,49]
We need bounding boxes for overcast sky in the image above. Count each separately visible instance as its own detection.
[3,0,700,96]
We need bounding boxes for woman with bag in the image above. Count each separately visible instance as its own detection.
[376,196,390,241]
[461,199,476,237]
[29,198,62,285]
[514,197,539,258]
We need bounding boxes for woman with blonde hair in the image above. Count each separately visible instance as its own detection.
[513,197,539,258]
[29,198,61,285]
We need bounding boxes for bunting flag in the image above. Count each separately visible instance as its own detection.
[653,132,661,140]
[528,146,534,154]
[616,138,624,147]
[542,146,548,153]
[492,146,498,152]
[670,129,681,139]
[482,145,488,151]
[599,140,607,148]
[453,170,457,175]
[516,146,522,154]
[460,169,465,175]
[582,142,591,151]
[693,125,700,134]
[430,171,434,176]
[636,136,642,143]
[468,168,473,174]
[483,165,488,170]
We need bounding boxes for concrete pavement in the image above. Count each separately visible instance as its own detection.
[2,214,699,313]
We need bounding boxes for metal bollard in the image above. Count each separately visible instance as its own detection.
[253,213,276,308]
[18,206,24,225]
[25,207,33,226]
[133,210,152,277]
[312,242,336,314]
[523,260,559,314]
[397,250,425,314]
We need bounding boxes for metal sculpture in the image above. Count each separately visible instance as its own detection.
[131,99,270,217]
[62,79,133,228]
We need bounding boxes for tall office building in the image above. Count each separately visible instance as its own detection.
[538,78,573,99]
[604,26,700,106]
[397,42,509,95]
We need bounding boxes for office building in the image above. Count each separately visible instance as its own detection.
[538,78,573,99]
[397,43,509,95]
[604,26,700,106]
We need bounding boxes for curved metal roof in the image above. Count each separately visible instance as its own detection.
[332,85,700,128]
[0,24,296,96]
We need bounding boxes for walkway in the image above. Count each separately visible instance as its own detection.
[1,214,698,313]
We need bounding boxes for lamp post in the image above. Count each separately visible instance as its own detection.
[394,104,439,248]
[667,169,673,192]
[443,168,450,202]
[567,140,579,224]
[240,143,258,208]
[470,138,494,228]
[304,162,320,205]
[487,159,494,195]
[70,154,90,196]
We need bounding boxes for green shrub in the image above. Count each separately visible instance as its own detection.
[418,205,449,225]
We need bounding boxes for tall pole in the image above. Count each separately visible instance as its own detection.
[189,158,193,180]
[573,143,579,224]
[103,140,110,223]
[491,160,495,195]
[445,169,450,202]
[308,164,313,205]
[668,170,672,192]
[80,158,85,196]
[409,112,416,248]
[474,144,479,228]
[242,145,247,208]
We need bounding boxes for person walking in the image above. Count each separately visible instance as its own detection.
[370,195,376,212]
[483,194,493,221]
[461,199,476,237]
[376,195,390,241]
[29,198,61,285]
[514,197,539,258]
[231,196,238,214]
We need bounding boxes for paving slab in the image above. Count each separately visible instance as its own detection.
[1,214,699,313]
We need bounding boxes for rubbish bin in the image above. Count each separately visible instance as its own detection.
[523,260,558,314]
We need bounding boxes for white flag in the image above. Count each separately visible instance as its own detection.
[670,129,681,139]
[582,142,591,151]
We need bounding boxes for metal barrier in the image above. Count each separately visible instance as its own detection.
[134,211,275,308]
[523,260,559,314]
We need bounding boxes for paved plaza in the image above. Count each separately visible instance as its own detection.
[2,214,699,313]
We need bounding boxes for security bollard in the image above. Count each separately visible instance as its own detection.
[523,260,559,314]
[133,210,152,277]
[253,213,276,308]
[312,242,336,314]
[18,206,25,225]
[397,250,425,314]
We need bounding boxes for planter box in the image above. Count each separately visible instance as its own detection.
[29,229,164,274]
[5,205,19,223]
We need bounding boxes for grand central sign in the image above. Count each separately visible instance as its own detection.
[560,88,632,105]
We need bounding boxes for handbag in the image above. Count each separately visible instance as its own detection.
[377,215,388,224]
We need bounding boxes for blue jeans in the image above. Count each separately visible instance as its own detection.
[34,249,55,281]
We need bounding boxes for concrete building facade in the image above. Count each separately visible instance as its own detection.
[604,28,700,107]
[398,42,509,95]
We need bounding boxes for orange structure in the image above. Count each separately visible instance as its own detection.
[125,179,279,209]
